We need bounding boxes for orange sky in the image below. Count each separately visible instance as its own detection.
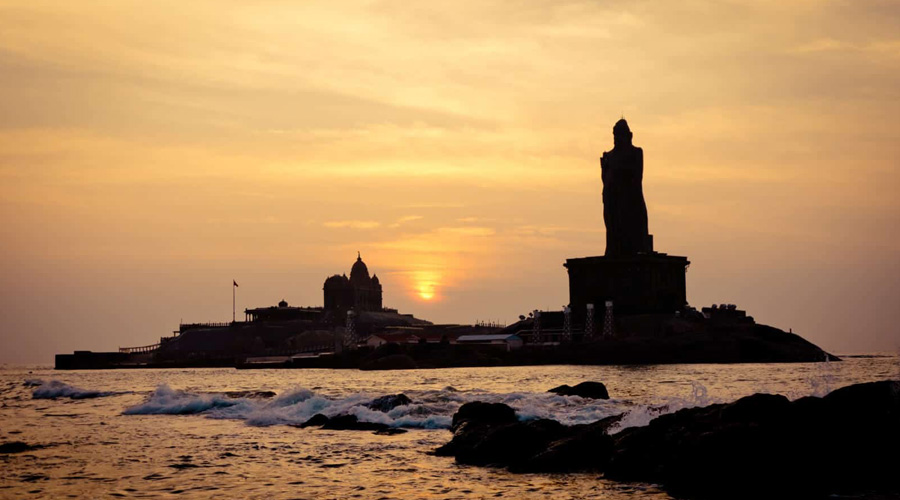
[1,0,899,362]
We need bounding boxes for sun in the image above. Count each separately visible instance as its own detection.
[412,270,440,302]
[417,282,436,301]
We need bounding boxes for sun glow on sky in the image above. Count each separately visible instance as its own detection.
[412,270,442,302]
[1,0,899,362]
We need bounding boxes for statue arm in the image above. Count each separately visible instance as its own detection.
[601,152,609,183]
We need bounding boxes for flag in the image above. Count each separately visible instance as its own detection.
[233,280,239,287]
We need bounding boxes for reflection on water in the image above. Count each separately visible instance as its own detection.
[0,356,897,499]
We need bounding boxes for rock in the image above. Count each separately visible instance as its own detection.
[298,413,330,428]
[516,414,622,473]
[373,428,407,436]
[435,380,900,499]
[453,419,568,467]
[548,381,609,399]
[606,381,900,498]
[436,401,568,469]
[450,402,517,432]
[0,441,43,454]
[437,405,622,472]
[366,394,412,412]
[298,412,400,432]
[321,414,390,432]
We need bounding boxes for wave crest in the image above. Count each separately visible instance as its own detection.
[31,380,123,400]
[122,385,245,415]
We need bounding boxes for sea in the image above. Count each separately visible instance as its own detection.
[1,355,898,499]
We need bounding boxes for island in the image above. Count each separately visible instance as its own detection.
[56,120,835,370]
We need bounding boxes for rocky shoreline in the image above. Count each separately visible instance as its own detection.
[354,322,838,370]
[434,380,900,499]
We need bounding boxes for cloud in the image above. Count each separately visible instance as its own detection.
[388,215,424,228]
[323,220,381,229]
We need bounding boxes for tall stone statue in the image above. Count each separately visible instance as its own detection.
[601,119,652,256]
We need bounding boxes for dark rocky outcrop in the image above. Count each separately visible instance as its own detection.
[366,394,412,412]
[298,413,330,428]
[548,381,609,399]
[321,414,388,431]
[373,428,408,435]
[440,418,568,468]
[516,414,622,473]
[0,441,44,454]
[450,402,517,431]
[436,381,900,499]
[297,413,405,435]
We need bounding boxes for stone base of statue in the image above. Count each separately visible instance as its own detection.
[565,252,689,318]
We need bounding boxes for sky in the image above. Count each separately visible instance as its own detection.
[1,0,899,363]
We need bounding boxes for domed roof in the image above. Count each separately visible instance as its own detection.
[371,274,380,285]
[350,252,371,285]
[613,118,631,135]
[324,274,349,288]
[278,299,288,308]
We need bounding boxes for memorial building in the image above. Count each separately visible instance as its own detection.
[565,119,690,318]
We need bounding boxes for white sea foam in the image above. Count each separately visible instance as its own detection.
[120,384,634,430]
[119,381,741,434]
[30,379,123,400]
[607,381,721,433]
[122,384,247,415]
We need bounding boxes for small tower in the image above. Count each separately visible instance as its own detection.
[585,303,595,340]
[602,301,615,337]
[532,310,542,345]
[344,309,357,349]
[562,306,572,343]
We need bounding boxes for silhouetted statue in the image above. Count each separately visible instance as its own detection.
[601,119,652,256]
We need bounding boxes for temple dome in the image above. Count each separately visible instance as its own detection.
[324,274,349,288]
[350,252,371,285]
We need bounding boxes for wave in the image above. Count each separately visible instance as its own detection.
[122,385,249,415]
[30,380,125,400]
[608,381,720,433]
[120,384,630,430]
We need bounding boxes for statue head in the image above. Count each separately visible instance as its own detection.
[613,118,633,148]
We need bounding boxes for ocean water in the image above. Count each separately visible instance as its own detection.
[1,355,897,499]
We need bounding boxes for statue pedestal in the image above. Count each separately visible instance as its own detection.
[564,253,689,318]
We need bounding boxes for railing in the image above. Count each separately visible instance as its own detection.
[119,343,160,354]
[179,322,240,332]
[475,320,507,328]
[514,328,586,343]
[293,343,334,354]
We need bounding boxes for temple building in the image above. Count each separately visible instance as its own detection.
[323,252,383,311]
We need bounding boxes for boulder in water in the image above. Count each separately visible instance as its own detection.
[450,401,517,432]
[0,441,43,454]
[436,380,900,499]
[366,394,412,412]
[516,414,622,473]
[373,428,408,435]
[548,381,609,399]
[298,413,330,428]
